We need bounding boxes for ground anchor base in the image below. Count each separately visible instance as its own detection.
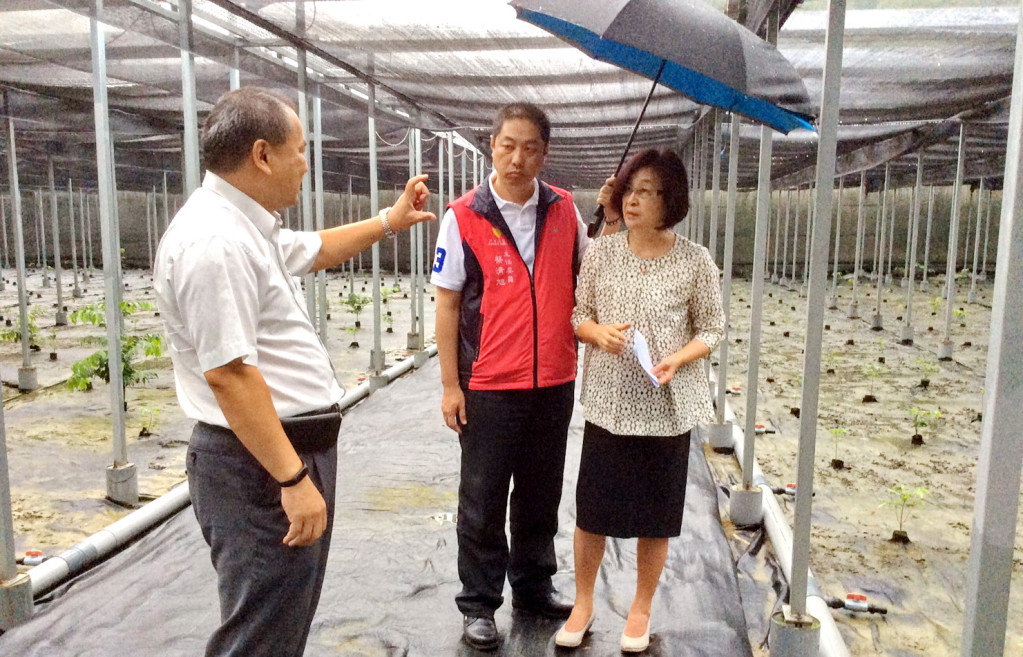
[0,573,33,631]
[729,485,763,527]
[769,606,821,656]
[106,463,138,507]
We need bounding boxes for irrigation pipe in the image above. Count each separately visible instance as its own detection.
[28,345,438,598]
[706,372,851,657]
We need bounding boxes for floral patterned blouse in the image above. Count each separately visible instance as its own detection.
[571,231,724,437]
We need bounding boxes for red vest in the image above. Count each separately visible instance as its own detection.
[451,181,579,390]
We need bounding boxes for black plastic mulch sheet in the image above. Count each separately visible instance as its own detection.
[0,359,754,656]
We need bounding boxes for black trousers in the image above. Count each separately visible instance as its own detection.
[188,416,339,657]
[455,381,575,617]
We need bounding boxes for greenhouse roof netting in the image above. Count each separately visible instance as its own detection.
[0,0,1018,194]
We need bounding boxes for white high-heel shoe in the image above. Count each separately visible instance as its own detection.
[620,618,650,653]
[554,613,595,648]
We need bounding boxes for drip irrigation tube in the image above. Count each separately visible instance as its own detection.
[706,373,851,657]
[28,345,437,598]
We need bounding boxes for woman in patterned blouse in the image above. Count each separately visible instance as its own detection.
[555,149,725,653]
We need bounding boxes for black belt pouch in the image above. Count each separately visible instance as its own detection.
[280,404,342,453]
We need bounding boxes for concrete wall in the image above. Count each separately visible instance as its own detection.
[0,183,1001,280]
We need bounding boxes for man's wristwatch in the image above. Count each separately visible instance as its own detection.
[379,206,395,238]
[278,463,309,488]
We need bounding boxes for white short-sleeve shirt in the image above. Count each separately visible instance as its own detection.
[430,172,591,291]
[154,172,343,427]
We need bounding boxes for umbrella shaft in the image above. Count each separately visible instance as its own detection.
[617,59,666,174]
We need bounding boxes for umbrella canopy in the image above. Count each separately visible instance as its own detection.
[510,0,816,134]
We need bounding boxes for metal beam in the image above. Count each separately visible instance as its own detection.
[959,6,1023,649]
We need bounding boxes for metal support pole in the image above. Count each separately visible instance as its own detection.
[92,1,135,506]
[297,50,316,321]
[368,81,385,381]
[848,171,867,318]
[777,2,845,650]
[48,159,66,324]
[313,93,327,340]
[872,165,891,329]
[801,184,812,294]
[791,188,801,286]
[901,188,912,287]
[968,179,984,303]
[980,187,993,280]
[901,152,924,345]
[716,113,739,438]
[828,176,844,308]
[178,0,200,196]
[460,147,467,197]
[0,294,31,629]
[392,184,399,285]
[780,190,791,286]
[68,180,81,298]
[940,124,967,360]
[0,193,8,272]
[347,177,354,293]
[407,127,420,353]
[145,191,154,271]
[5,92,38,392]
[447,132,455,211]
[771,191,781,282]
[415,130,426,360]
[85,191,94,271]
[229,46,241,91]
[162,171,170,235]
[959,13,1023,651]
[886,186,897,285]
[709,110,722,264]
[37,190,49,287]
[696,120,708,246]
[738,122,772,509]
[962,187,974,273]
[921,186,935,290]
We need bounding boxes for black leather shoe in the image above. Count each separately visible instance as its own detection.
[462,616,500,650]
[511,591,574,619]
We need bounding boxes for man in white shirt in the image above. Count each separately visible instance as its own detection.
[431,103,593,650]
[154,87,433,657]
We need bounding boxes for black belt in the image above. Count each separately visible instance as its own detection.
[280,403,342,453]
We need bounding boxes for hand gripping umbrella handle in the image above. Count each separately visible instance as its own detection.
[587,60,666,238]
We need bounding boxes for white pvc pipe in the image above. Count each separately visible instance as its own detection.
[707,375,851,657]
[28,346,438,598]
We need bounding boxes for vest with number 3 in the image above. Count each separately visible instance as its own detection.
[451,182,579,391]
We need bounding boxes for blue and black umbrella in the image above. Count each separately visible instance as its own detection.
[510,0,816,230]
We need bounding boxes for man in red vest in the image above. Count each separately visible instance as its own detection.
[432,103,592,650]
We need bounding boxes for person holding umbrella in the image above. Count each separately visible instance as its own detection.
[557,149,724,652]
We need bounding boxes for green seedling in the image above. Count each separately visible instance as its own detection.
[880,483,929,542]
[343,293,371,326]
[828,427,849,467]
[0,305,43,346]
[139,406,161,437]
[862,362,885,400]
[908,407,941,445]
[914,357,940,388]
[67,300,164,398]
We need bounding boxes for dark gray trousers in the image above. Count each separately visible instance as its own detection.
[188,421,337,657]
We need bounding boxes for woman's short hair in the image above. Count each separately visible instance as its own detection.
[610,149,690,230]
[492,102,551,145]
[201,87,296,174]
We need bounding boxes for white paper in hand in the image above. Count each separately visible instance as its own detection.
[632,329,660,388]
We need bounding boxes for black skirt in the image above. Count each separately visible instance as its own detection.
[575,421,691,538]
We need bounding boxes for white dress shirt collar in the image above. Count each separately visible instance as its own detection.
[203,171,280,240]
